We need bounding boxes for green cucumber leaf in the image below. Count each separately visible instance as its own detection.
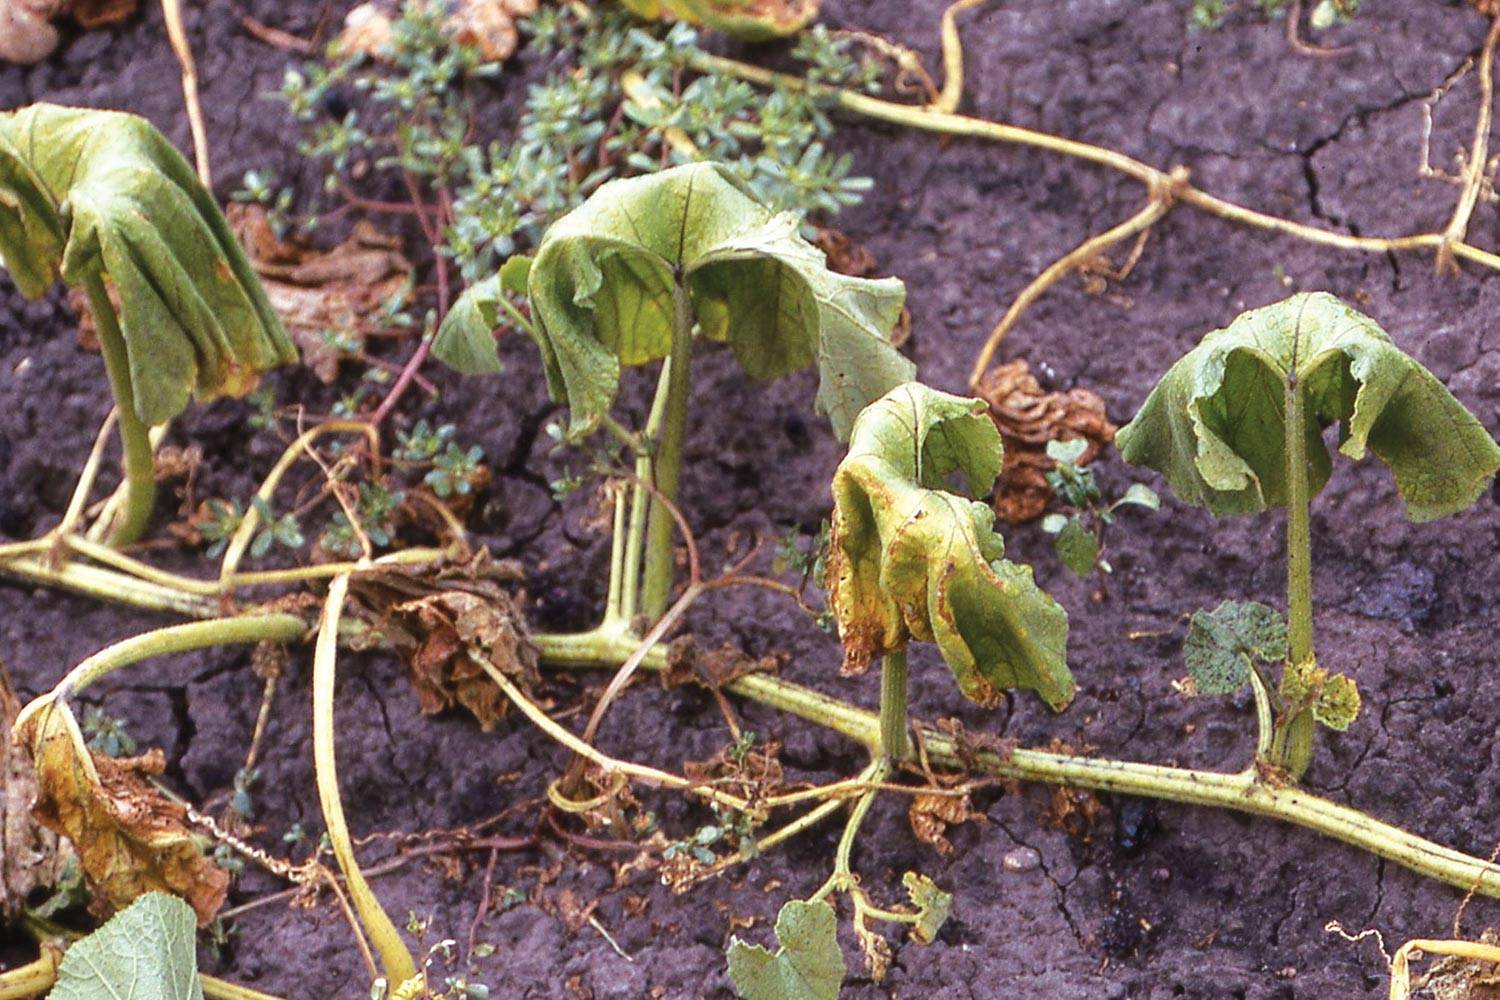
[49,891,203,1000]
[828,382,1074,711]
[726,899,844,1000]
[1116,292,1499,522]
[0,104,296,426]
[434,162,911,440]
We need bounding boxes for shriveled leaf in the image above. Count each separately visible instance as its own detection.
[1282,658,1361,732]
[617,0,818,41]
[435,162,912,440]
[12,699,227,924]
[0,1,59,64]
[228,203,410,383]
[976,359,1116,524]
[907,789,976,857]
[828,382,1074,711]
[0,104,296,425]
[1183,600,1286,696]
[335,0,537,61]
[50,891,203,1000]
[1117,292,1500,522]
[901,871,951,945]
[350,554,537,731]
[0,664,71,922]
[1052,517,1099,577]
[727,899,844,1000]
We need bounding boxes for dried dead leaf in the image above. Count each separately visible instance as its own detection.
[0,665,71,921]
[975,359,1116,524]
[335,0,537,62]
[0,0,136,64]
[13,699,227,925]
[907,789,978,856]
[228,203,411,383]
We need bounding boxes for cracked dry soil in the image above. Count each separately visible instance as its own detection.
[1,1,1498,997]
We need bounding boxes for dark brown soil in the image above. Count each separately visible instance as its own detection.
[2,2,1498,998]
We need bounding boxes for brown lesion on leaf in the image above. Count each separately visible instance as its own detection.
[0,664,72,923]
[975,358,1116,524]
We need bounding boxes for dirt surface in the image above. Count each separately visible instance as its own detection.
[2,1,1499,998]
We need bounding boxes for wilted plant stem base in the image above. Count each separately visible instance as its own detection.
[83,273,155,548]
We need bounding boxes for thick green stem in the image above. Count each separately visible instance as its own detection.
[0,955,58,1000]
[878,650,910,762]
[531,630,1500,898]
[83,273,154,547]
[640,282,694,622]
[1278,373,1317,778]
[618,361,673,623]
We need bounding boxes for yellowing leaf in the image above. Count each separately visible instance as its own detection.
[1117,292,1499,522]
[1183,600,1287,696]
[435,162,911,440]
[828,382,1074,711]
[902,871,951,945]
[1282,658,1362,733]
[726,899,845,1000]
[0,104,296,425]
[12,699,228,925]
[50,892,203,1000]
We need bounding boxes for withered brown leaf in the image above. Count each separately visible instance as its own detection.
[334,0,538,62]
[228,203,411,383]
[13,699,227,925]
[907,789,978,856]
[976,359,1116,523]
[0,665,71,922]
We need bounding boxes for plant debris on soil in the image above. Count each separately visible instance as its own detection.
[0,1,1498,998]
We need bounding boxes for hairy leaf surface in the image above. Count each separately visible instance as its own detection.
[726,899,844,1000]
[0,104,296,425]
[828,382,1074,711]
[1116,292,1499,522]
[50,892,203,1000]
[435,162,911,439]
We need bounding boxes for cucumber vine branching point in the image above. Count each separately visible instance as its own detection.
[0,105,297,546]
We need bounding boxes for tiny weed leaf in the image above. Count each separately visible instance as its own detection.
[726,899,844,1000]
[1183,601,1287,695]
[902,871,951,945]
[435,162,912,440]
[1114,483,1160,511]
[1053,516,1099,578]
[828,382,1074,711]
[0,105,297,425]
[50,892,203,1000]
[1117,292,1499,522]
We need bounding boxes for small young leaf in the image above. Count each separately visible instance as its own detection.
[902,871,951,945]
[828,383,1074,711]
[1040,513,1068,535]
[1046,438,1089,465]
[1282,658,1362,732]
[50,892,204,1000]
[1053,517,1099,577]
[1183,600,1287,695]
[726,899,845,1000]
[1117,292,1499,522]
[1114,483,1161,511]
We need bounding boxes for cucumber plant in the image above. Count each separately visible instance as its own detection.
[1118,291,1500,777]
[0,104,297,545]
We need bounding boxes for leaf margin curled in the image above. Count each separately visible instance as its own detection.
[50,891,204,1000]
[1116,291,1500,523]
[726,898,845,1000]
[0,103,297,426]
[827,381,1075,712]
[434,162,912,441]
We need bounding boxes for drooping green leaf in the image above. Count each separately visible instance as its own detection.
[49,891,204,1000]
[828,382,1074,711]
[1117,292,1499,522]
[434,162,912,440]
[0,104,296,426]
[901,871,951,945]
[1183,600,1287,695]
[1053,517,1099,577]
[726,899,845,1000]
